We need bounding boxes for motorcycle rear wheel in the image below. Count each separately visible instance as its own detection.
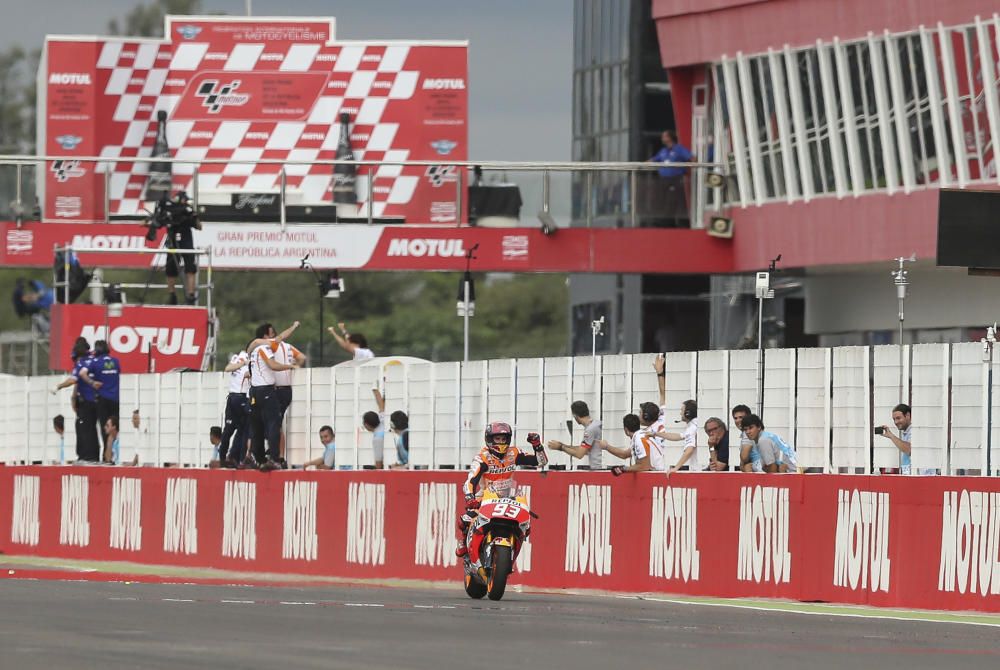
[486,545,512,601]
[464,572,487,599]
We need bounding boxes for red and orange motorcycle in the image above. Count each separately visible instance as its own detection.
[461,487,534,601]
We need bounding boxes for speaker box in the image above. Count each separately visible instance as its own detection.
[707,216,734,239]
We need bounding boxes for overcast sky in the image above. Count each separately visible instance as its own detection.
[2,0,573,161]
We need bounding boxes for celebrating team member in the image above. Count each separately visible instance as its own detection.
[220,341,252,466]
[600,413,653,476]
[247,338,298,472]
[80,340,120,463]
[546,400,602,469]
[329,322,374,360]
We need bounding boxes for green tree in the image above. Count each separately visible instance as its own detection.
[108,0,204,37]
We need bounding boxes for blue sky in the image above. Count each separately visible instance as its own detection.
[5,0,573,161]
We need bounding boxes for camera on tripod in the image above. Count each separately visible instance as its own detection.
[144,191,197,242]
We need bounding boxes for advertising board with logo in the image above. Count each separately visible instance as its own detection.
[49,304,211,373]
[41,16,468,225]
[2,469,998,614]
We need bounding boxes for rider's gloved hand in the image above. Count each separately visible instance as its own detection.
[464,495,480,512]
[610,465,626,477]
[527,432,542,449]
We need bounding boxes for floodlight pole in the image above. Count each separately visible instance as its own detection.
[300,254,324,365]
[892,255,916,401]
[461,244,479,364]
[756,255,780,419]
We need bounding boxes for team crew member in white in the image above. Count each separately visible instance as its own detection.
[546,400,603,469]
[651,355,701,473]
[271,337,306,463]
[638,402,667,470]
[219,342,251,466]
[248,341,297,472]
[600,413,653,476]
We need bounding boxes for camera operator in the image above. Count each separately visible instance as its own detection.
[143,192,201,305]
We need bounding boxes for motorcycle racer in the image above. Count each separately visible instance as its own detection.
[456,421,547,558]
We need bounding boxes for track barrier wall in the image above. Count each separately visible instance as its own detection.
[1,466,999,613]
[5,343,1000,474]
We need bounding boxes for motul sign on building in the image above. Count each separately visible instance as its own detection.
[50,304,211,373]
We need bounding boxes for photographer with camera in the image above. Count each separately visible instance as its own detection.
[143,191,202,305]
[877,403,913,475]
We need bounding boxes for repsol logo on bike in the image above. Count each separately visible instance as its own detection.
[833,489,890,593]
[415,482,456,567]
[195,80,250,113]
[347,482,386,566]
[51,160,86,182]
[110,477,143,552]
[49,72,92,85]
[565,484,612,576]
[10,475,40,547]
[71,234,147,249]
[938,490,1000,595]
[79,325,201,356]
[283,481,318,561]
[222,480,256,561]
[386,238,466,258]
[59,475,90,548]
[649,487,700,582]
[737,486,792,584]
[163,478,198,555]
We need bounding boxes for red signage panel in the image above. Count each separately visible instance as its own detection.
[49,304,211,373]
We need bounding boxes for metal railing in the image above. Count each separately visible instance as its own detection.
[0,154,725,231]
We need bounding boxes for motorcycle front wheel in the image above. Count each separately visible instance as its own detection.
[464,572,487,599]
[486,545,512,601]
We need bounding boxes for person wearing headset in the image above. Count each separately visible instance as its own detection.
[649,399,700,477]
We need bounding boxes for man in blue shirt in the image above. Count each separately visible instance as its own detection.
[74,350,102,462]
[81,340,121,463]
[649,130,693,227]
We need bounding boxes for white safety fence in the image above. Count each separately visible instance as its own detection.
[2,343,999,474]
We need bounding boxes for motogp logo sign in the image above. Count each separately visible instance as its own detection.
[195,80,250,113]
[50,160,86,182]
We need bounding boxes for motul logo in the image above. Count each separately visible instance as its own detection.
[565,484,612,576]
[110,477,143,552]
[387,238,466,258]
[649,487,700,581]
[423,78,465,90]
[163,478,198,555]
[10,475,40,546]
[49,72,92,85]
[222,481,256,560]
[80,325,200,355]
[283,481,318,561]
[60,475,90,548]
[346,482,386,566]
[415,482,456,567]
[737,486,792,583]
[71,234,147,250]
[833,489,890,592]
[938,490,1000,595]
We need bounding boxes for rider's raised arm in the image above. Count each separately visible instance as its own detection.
[514,432,548,468]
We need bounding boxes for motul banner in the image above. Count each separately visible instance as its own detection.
[0,221,734,274]
[49,304,211,373]
[1,468,998,614]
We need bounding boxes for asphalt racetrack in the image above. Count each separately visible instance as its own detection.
[2,576,999,670]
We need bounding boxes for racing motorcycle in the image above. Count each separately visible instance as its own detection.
[461,486,535,601]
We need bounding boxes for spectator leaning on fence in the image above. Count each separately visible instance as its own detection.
[878,403,913,475]
[732,404,759,472]
[546,400,603,469]
[363,389,387,469]
[304,426,337,470]
[601,413,653,476]
[741,414,797,473]
[703,416,730,471]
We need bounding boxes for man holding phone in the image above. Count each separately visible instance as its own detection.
[877,403,912,475]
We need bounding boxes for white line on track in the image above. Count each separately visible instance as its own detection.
[221,600,255,604]
[344,603,384,607]
[617,595,1000,628]
[161,598,194,603]
[280,601,317,605]
[108,597,138,601]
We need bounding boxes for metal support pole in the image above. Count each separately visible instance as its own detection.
[892,255,915,401]
[279,168,287,232]
[456,166,463,227]
[629,169,637,228]
[104,171,111,223]
[542,169,550,212]
[463,280,470,364]
[192,166,200,212]
[319,296,324,368]
[585,171,593,228]
[14,163,22,227]
[367,167,374,225]
[757,295,765,417]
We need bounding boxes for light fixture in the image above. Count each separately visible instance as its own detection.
[456,270,475,317]
[707,216,734,238]
[323,270,343,299]
[106,283,124,318]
